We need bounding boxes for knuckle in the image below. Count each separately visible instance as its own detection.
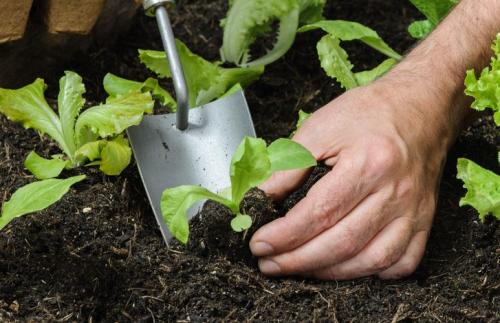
[336,228,359,258]
[309,194,336,229]
[363,136,403,177]
[371,250,400,271]
[395,177,414,200]
[380,258,420,280]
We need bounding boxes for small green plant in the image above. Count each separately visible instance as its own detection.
[220,0,327,67]
[0,71,154,230]
[105,39,264,110]
[161,137,317,243]
[0,71,154,178]
[298,20,402,90]
[0,176,86,230]
[408,0,457,39]
[457,34,500,221]
[289,21,401,131]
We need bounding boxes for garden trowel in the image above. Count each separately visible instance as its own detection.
[128,0,256,244]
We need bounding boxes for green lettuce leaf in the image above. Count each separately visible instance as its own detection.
[103,73,176,110]
[410,0,457,25]
[58,71,85,158]
[230,137,272,206]
[298,0,327,24]
[195,63,263,106]
[75,140,106,163]
[139,40,264,107]
[408,20,434,39]
[457,34,500,222]
[317,35,357,90]
[244,8,300,67]
[267,138,317,172]
[457,158,500,221]
[299,20,401,60]
[408,0,457,39]
[161,185,235,244]
[0,79,70,157]
[24,151,68,180]
[75,92,153,146]
[74,134,134,177]
[221,83,243,98]
[228,137,316,206]
[221,0,299,66]
[464,34,500,125]
[355,58,398,86]
[0,175,86,230]
[99,136,132,176]
[299,20,401,89]
[221,0,327,66]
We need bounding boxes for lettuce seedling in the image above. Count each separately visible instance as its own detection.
[161,137,317,244]
[221,0,327,67]
[408,0,457,39]
[457,34,500,221]
[299,20,402,90]
[105,39,264,110]
[457,159,500,221]
[0,175,86,230]
[0,71,153,179]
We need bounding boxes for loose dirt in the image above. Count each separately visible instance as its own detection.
[0,0,498,321]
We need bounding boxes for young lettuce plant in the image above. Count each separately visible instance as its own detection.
[408,0,457,39]
[221,0,327,67]
[161,137,317,244]
[0,71,153,179]
[298,20,402,90]
[457,34,500,221]
[0,176,85,230]
[105,39,264,110]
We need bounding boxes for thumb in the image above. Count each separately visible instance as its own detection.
[260,168,312,201]
[261,110,328,200]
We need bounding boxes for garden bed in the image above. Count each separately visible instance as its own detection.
[0,0,498,321]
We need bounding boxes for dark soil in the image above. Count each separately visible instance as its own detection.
[0,0,498,322]
[186,189,279,265]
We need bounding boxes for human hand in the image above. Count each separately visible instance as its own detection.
[250,79,452,280]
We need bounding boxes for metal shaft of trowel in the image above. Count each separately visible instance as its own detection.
[154,6,189,130]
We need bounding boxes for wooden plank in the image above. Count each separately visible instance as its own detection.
[0,0,141,88]
[44,0,106,34]
[0,0,34,43]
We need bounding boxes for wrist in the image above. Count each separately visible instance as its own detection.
[369,0,500,155]
[366,75,459,160]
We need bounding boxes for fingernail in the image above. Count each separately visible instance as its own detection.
[259,259,281,275]
[250,241,274,256]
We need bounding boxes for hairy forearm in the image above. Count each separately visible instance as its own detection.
[379,0,500,149]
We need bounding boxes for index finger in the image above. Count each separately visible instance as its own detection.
[250,156,375,257]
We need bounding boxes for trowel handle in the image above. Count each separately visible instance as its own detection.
[143,0,189,130]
